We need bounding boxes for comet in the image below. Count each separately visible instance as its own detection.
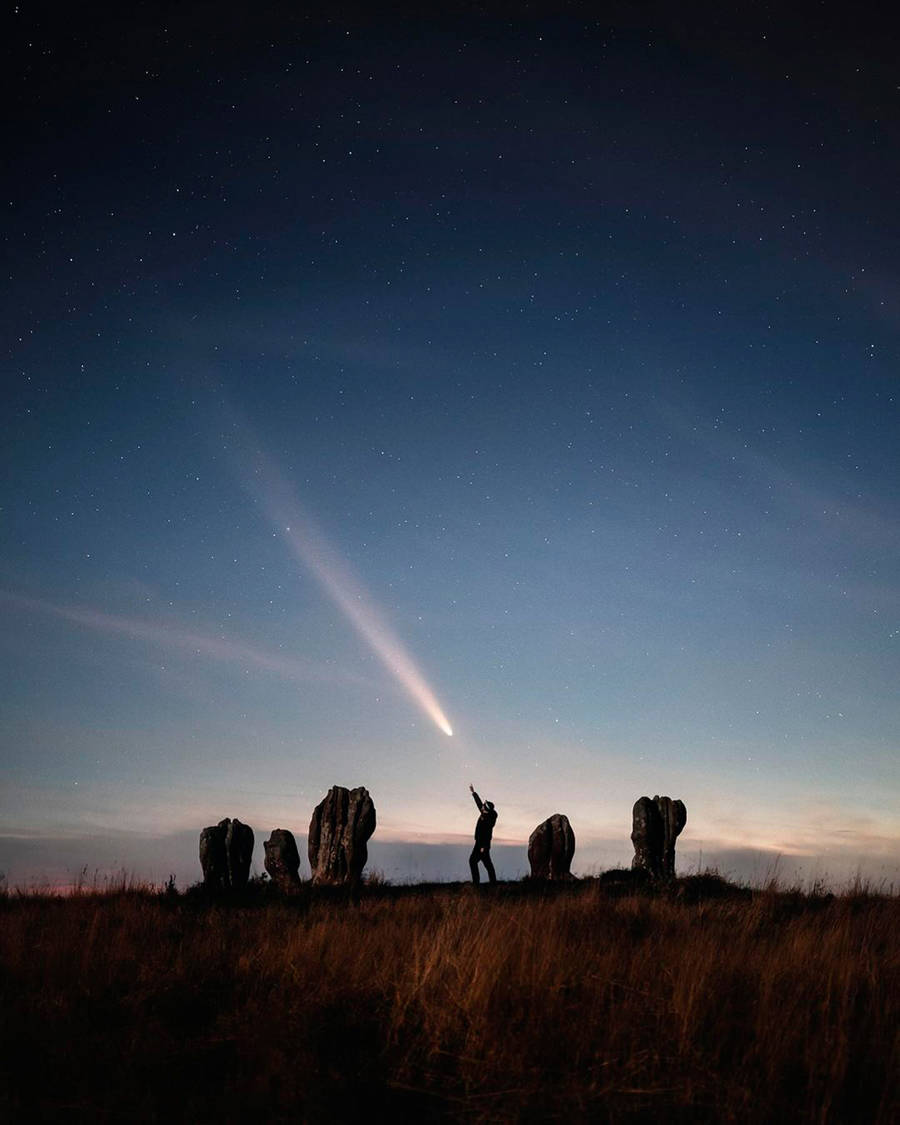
[230,438,454,737]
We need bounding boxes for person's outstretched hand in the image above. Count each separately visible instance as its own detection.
[469,783,475,793]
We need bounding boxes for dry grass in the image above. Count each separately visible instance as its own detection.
[1,876,898,1122]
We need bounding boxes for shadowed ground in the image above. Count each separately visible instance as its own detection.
[1,875,898,1122]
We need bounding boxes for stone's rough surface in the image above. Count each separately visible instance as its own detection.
[199,821,228,889]
[655,795,687,879]
[630,796,687,879]
[199,817,254,890]
[630,797,663,877]
[264,828,302,891]
[528,814,576,880]
[308,786,376,885]
[225,818,254,889]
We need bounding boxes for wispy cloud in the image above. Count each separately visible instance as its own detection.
[0,589,374,689]
[650,394,900,552]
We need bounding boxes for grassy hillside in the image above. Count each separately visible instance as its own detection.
[1,876,898,1122]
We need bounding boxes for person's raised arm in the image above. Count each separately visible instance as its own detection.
[469,783,483,812]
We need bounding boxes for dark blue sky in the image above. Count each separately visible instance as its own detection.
[3,4,898,887]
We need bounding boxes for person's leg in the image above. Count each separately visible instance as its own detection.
[469,845,481,884]
[483,850,496,884]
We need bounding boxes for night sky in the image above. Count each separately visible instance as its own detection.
[3,4,898,888]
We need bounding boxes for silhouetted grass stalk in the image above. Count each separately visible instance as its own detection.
[0,876,897,1121]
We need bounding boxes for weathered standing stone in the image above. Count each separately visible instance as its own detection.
[308,786,376,886]
[655,795,687,880]
[199,817,254,890]
[630,796,686,879]
[226,818,254,888]
[631,797,663,878]
[528,814,576,880]
[264,828,302,892]
[199,820,228,889]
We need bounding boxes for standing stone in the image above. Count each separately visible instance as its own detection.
[631,797,663,878]
[199,820,228,889]
[225,818,254,889]
[630,796,686,879]
[528,814,576,880]
[199,817,254,890]
[655,795,687,880]
[264,828,302,892]
[308,786,376,886]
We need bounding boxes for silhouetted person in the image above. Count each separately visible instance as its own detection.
[469,783,498,884]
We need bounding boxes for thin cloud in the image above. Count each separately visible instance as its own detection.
[0,589,374,689]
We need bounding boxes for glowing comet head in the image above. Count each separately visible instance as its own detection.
[439,718,453,737]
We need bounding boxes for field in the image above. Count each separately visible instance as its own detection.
[1,875,898,1123]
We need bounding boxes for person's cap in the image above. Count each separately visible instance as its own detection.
[483,800,495,811]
